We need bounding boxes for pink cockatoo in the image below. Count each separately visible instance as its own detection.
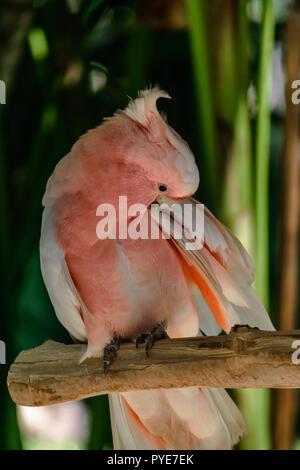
[40,87,274,450]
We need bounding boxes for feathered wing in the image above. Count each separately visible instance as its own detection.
[200,205,274,331]
[156,195,274,333]
[40,206,88,342]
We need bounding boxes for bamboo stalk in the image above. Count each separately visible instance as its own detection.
[7,327,300,407]
[246,0,275,450]
[272,8,300,450]
[254,0,275,309]
[184,0,218,203]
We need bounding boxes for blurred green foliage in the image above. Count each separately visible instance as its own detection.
[0,0,296,450]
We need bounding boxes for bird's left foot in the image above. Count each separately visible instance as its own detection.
[103,334,125,374]
[136,322,169,357]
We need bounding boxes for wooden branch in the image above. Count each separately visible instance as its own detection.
[7,327,300,407]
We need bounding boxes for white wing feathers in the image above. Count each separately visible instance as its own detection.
[155,196,274,333]
[40,206,88,342]
[202,206,274,331]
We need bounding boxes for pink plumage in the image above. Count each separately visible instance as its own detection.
[40,87,273,449]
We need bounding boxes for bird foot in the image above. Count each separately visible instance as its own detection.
[103,334,125,374]
[136,322,169,357]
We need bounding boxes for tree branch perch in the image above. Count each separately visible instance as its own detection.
[7,326,300,407]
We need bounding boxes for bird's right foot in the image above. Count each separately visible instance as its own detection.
[136,321,169,357]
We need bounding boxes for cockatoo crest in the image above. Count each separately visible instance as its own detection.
[123,87,171,128]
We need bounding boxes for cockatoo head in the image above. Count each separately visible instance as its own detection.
[69,87,199,208]
[120,87,200,201]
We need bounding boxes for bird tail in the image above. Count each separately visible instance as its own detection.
[109,386,247,450]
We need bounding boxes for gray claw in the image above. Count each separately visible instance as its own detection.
[136,322,169,357]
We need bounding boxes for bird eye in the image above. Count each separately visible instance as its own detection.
[158,184,168,192]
